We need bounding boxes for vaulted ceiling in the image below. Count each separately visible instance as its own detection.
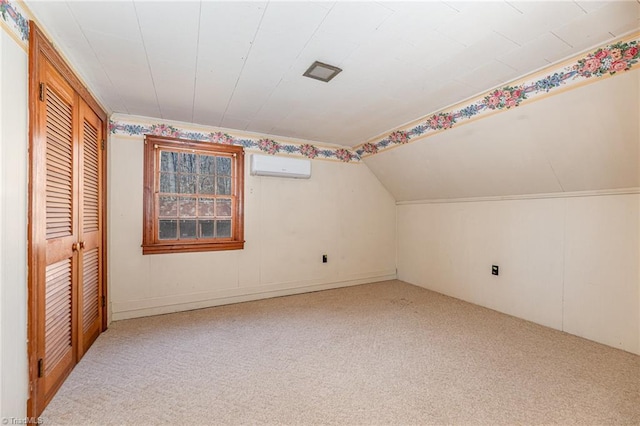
[27,1,640,146]
[365,68,640,200]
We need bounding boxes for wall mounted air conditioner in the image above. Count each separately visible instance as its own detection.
[250,154,311,179]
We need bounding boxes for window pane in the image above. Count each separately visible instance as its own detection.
[161,151,178,172]
[200,155,215,175]
[146,137,244,253]
[159,196,177,217]
[179,197,197,217]
[217,177,231,195]
[159,220,177,240]
[179,152,197,173]
[179,174,197,193]
[160,173,177,193]
[216,220,231,238]
[199,220,214,238]
[198,198,215,217]
[179,220,197,239]
[199,176,215,194]
[216,199,232,217]
[216,156,231,175]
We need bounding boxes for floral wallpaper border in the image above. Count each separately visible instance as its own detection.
[0,0,29,43]
[355,34,640,158]
[10,0,636,162]
[109,117,361,163]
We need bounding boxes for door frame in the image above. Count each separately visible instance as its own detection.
[27,21,108,418]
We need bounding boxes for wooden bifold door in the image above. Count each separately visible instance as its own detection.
[28,22,107,417]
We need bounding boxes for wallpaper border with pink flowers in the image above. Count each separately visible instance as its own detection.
[354,33,640,159]
[109,115,361,163]
[0,0,29,45]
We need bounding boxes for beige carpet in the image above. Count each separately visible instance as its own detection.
[42,280,640,425]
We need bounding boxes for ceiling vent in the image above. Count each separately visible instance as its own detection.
[303,61,342,83]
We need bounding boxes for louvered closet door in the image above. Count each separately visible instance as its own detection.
[29,22,108,417]
[38,59,78,404]
[77,100,103,357]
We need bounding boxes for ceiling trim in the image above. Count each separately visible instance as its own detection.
[110,114,361,163]
[0,0,29,48]
[355,32,640,159]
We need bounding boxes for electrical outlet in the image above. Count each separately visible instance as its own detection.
[322,254,328,263]
[492,265,499,276]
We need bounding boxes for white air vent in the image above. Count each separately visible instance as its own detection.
[250,154,311,179]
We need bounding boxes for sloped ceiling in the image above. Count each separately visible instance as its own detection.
[365,68,640,201]
[26,0,640,146]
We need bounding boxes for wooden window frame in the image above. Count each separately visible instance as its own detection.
[142,135,245,255]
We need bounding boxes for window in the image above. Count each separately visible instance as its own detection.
[142,135,244,254]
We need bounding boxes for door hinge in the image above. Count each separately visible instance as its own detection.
[102,295,106,308]
[37,358,43,378]
[101,140,105,150]
[38,83,45,102]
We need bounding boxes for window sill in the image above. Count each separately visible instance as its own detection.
[142,241,244,255]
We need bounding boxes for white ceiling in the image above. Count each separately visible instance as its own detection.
[27,1,640,146]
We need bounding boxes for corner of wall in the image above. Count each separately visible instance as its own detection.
[0,26,4,418]
[0,22,29,419]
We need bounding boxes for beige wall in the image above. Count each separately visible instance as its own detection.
[108,128,397,320]
[369,65,640,355]
[397,193,640,355]
[0,30,29,417]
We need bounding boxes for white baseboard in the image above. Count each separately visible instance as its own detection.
[110,272,397,321]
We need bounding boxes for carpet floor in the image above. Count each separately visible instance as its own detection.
[42,280,640,425]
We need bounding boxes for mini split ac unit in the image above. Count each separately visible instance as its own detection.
[250,154,311,179]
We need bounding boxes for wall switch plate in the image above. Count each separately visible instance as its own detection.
[492,265,499,276]
[322,254,327,263]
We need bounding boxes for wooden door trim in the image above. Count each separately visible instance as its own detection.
[27,21,108,418]
[27,20,41,419]
[29,23,107,122]
[101,120,108,333]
